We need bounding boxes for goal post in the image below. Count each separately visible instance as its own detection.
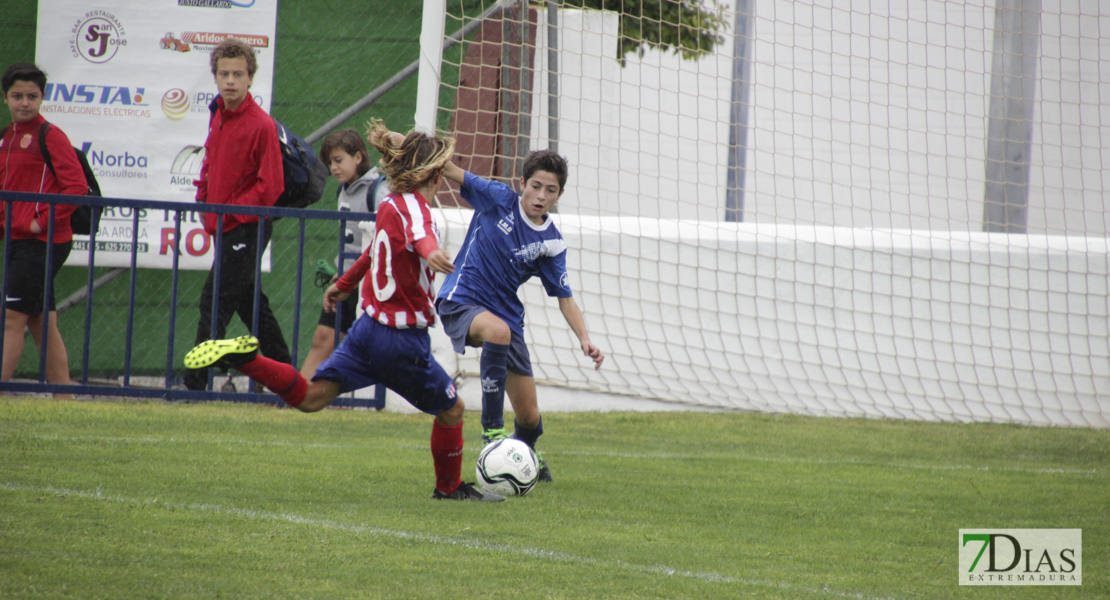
[420,0,1110,428]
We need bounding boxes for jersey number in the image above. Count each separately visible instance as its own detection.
[370,228,396,302]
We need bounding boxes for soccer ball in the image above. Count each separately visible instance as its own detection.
[475,438,540,497]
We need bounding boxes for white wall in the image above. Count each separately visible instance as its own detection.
[433,209,1110,428]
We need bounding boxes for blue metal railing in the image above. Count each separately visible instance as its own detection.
[0,190,386,408]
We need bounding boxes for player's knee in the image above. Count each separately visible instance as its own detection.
[297,384,333,413]
[5,314,28,332]
[471,314,511,345]
[310,326,335,351]
[516,411,541,429]
[295,399,324,413]
[439,397,465,426]
[487,323,511,345]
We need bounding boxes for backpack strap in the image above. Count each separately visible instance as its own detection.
[37,121,57,178]
[365,175,382,212]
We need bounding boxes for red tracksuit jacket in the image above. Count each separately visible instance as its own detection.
[194,96,284,235]
[0,114,86,242]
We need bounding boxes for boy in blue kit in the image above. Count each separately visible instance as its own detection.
[437,151,605,482]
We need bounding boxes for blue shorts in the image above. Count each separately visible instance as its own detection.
[313,315,458,415]
[435,299,533,377]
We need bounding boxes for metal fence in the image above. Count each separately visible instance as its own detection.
[0,191,384,408]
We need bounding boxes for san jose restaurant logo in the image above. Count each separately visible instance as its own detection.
[959,529,1081,586]
[70,11,127,63]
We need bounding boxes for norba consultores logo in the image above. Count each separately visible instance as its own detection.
[70,11,127,64]
[959,529,1081,586]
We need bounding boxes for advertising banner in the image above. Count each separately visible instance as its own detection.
[35,0,278,269]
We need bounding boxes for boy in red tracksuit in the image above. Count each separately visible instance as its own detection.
[183,38,291,391]
[0,62,87,390]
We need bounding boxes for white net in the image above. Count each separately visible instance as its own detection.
[432,0,1110,427]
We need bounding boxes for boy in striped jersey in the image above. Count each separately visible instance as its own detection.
[185,120,503,502]
[436,151,605,482]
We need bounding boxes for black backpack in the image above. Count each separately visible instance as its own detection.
[207,99,328,216]
[273,118,329,212]
[0,121,101,235]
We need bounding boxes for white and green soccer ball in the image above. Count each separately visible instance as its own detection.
[475,438,540,497]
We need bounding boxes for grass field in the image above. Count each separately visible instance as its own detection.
[1,397,1107,599]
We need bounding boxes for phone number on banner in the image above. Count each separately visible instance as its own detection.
[72,240,150,254]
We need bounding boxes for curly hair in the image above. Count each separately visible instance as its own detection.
[209,38,258,77]
[365,119,455,194]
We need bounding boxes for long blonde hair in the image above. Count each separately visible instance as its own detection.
[365,119,455,194]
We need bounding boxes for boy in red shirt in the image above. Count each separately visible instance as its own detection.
[183,38,291,391]
[0,62,87,390]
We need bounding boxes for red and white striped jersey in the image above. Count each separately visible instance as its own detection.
[336,191,441,329]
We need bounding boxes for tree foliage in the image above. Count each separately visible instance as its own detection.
[561,0,729,64]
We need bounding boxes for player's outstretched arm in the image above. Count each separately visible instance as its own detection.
[441,159,465,186]
[558,296,605,370]
[325,247,373,312]
[425,248,455,274]
[414,237,455,274]
[367,126,404,150]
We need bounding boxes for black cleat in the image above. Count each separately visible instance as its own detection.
[432,481,505,502]
[536,451,553,483]
[184,335,259,371]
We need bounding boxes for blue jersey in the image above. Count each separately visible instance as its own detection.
[437,171,572,334]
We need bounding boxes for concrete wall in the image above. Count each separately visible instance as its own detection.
[419,208,1110,428]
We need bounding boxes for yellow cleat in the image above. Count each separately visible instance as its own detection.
[184,335,259,370]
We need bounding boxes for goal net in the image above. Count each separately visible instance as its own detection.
[426,0,1110,428]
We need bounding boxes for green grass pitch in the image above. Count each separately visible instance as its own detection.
[1,397,1107,599]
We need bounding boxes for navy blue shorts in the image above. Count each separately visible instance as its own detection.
[313,315,457,415]
[435,298,533,377]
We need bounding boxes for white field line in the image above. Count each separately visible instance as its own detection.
[22,433,1104,477]
[0,481,906,600]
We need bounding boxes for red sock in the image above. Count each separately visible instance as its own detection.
[237,356,307,406]
[430,421,464,495]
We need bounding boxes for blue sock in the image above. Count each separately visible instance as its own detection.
[512,417,543,448]
[479,341,509,432]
